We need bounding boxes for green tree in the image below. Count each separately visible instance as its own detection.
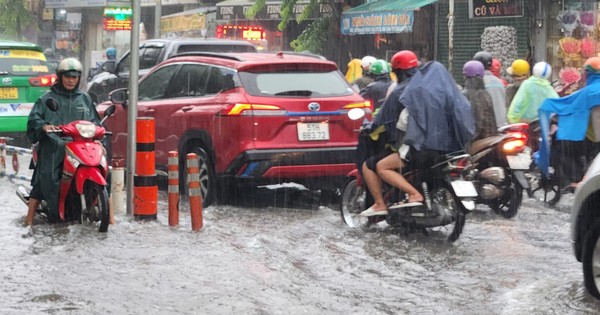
[245,0,336,55]
[0,0,34,41]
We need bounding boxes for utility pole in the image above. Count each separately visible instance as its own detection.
[154,0,161,38]
[447,0,454,73]
[126,0,141,216]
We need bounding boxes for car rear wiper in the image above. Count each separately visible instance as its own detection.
[274,90,313,96]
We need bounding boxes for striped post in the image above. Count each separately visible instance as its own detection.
[111,158,126,216]
[134,117,157,220]
[187,153,203,231]
[168,151,179,226]
[0,138,6,176]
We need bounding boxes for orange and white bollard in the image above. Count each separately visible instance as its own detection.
[134,117,158,220]
[168,151,179,226]
[110,158,126,216]
[187,153,203,231]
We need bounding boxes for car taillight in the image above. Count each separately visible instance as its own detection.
[502,132,528,154]
[343,101,371,109]
[219,103,286,116]
[29,74,57,87]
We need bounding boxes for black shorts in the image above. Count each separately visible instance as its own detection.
[364,147,394,172]
[404,147,448,171]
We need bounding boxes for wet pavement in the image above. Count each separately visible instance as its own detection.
[2,157,600,314]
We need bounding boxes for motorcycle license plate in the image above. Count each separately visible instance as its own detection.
[297,122,329,141]
[507,154,532,170]
[451,180,478,197]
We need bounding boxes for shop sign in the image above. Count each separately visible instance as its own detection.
[140,0,198,6]
[45,0,107,8]
[161,13,207,33]
[340,11,413,35]
[468,0,524,18]
[103,7,132,31]
[217,1,333,21]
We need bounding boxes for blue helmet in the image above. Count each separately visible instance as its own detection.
[106,47,117,58]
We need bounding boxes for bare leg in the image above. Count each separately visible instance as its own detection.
[24,197,40,226]
[362,161,387,212]
[376,153,423,203]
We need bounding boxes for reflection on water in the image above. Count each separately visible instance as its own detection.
[1,180,600,314]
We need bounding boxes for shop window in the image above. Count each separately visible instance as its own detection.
[547,0,598,93]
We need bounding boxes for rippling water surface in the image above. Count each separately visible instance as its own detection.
[1,164,600,314]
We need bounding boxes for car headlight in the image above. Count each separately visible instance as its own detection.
[75,123,97,138]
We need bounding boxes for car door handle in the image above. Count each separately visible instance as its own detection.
[143,109,155,115]
[181,106,193,112]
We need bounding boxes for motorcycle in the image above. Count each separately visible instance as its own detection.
[466,123,532,218]
[16,98,116,232]
[340,108,478,243]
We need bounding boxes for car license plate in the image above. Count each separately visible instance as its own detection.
[297,122,329,141]
[451,180,478,197]
[507,154,532,170]
[0,87,18,99]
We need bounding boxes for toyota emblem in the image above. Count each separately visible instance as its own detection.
[308,102,320,112]
[2,78,12,85]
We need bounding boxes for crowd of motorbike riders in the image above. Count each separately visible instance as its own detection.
[350,50,600,217]
[20,48,600,225]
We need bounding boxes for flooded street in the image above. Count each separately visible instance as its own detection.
[2,169,600,314]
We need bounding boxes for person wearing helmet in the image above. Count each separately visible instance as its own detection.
[358,50,421,216]
[507,61,557,124]
[491,58,508,87]
[538,57,600,192]
[462,60,497,142]
[24,57,103,226]
[106,47,117,61]
[351,56,377,91]
[474,51,507,127]
[505,59,530,108]
[359,59,392,112]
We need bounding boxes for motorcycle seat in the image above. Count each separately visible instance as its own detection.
[468,136,505,155]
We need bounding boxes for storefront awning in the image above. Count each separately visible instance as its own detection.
[340,0,438,35]
[161,7,216,33]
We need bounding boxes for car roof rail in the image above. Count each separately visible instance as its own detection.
[273,51,327,60]
[168,52,245,61]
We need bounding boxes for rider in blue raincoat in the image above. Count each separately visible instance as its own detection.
[538,57,600,183]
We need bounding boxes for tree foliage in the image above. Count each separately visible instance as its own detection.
[246,0,334,54]
[0,0,34,41]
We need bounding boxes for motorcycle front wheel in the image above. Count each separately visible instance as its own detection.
[340,177,369,228]
[583,218,600,299]
[83,182,110,233]
[428,186,466,243]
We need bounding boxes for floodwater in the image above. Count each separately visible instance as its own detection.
[2,163,600,314]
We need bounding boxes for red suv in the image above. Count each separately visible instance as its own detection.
[99,52,370,206]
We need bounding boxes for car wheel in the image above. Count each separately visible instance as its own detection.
[185,146,216,208]
[582,218,600,299]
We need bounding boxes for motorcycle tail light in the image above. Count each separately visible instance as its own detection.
[502,132,528,154]
[29,74,57,87]
[75,123,97,138]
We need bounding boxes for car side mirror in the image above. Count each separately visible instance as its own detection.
[102,60,116,73]
[109,88,128,108]
[45,98,58,112]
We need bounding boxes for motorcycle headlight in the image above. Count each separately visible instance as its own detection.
[75,123,97,138]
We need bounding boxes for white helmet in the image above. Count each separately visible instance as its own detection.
[360,56,377,69]
[532,62,552,80]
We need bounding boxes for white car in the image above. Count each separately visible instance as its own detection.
[571,152,600,298]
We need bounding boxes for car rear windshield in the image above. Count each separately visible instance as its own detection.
[238,68,354,97]
[177,44,257,54]
[0,50,49,76]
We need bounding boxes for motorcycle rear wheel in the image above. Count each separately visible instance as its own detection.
[84,182,110,233]
[490,181,523,219]
[428,186,466,243]
[340,177,369,228]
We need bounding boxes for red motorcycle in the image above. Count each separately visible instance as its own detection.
[17,99,116,232]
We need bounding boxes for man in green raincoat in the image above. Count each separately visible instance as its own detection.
[507,61,558,124]
[24,58,102,226]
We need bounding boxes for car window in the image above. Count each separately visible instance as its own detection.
[0,50,49,76]
[238,69,353,97]
[116,53,130,74]
[176,44,257,54]
[140,47,162,69]
[139,64,180,100]
[164,63,210,98]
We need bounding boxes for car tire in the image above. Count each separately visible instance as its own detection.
[582,218,600,299]
[184,146,216,208]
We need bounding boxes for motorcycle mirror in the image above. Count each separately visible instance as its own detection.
[45,98,59,112]
[347,108,366,120]
[109,88,128,108]
[104,104,116,118]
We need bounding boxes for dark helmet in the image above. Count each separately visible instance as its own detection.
[391,50,418,70]
[473,51,493,70]
[463,60,485,78]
